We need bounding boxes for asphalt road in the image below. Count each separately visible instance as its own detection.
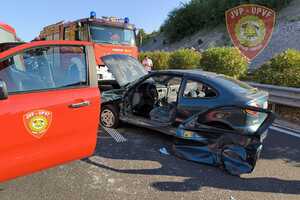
[0,124,299,200]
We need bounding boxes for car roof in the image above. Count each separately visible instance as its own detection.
[154,69,220,79]
[152,69,255,95]
[0,40,93,60]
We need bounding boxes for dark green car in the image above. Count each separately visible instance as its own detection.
[100,54,275,175]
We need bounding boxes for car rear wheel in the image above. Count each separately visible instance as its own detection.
[101,105,119,128]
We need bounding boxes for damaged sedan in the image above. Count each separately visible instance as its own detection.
[100,54,275,175]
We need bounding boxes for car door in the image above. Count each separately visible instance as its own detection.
[0,41,100,182]
[174,105,275,175]
[176,77,220,121]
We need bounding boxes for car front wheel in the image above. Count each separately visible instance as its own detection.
[101,105,119,128]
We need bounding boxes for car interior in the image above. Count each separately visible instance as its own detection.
[129,75,182,125]
[0,47,87,93]
[98,79,121,92]
[183,80,217,98]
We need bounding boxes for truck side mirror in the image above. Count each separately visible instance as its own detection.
[0,80,8,100]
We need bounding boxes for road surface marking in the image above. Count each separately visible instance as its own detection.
[270,125,300,139]
[103,127,127,143]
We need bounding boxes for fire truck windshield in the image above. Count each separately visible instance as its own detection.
[90,25,135,46]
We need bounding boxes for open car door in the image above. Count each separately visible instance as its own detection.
[174,105,275,175]
[0,41,100,182]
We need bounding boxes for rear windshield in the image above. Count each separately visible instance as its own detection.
[216,76,256,94]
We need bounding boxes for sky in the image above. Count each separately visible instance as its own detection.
[0,0,190,41]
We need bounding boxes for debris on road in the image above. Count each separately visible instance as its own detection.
[103,127,127,143]
[159,147,170,155]
[230,196,237,200]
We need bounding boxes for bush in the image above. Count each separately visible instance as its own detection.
[139,51,171,70]
[252,49,300,87]
[201,47,248,79]
[168,48,202,69]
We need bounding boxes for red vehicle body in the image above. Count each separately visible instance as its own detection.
[0,23,18,43]
[39,14,139,81]
[0,40,100,182]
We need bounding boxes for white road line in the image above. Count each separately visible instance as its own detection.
[103,127,127,143]
[270,125,300,139]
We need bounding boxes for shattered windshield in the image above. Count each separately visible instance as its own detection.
[102,54,147,87]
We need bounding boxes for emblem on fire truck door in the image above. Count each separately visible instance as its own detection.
[23,110,53,138]
[226,4,276,60]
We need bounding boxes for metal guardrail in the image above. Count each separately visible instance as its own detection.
[247,82,300,108]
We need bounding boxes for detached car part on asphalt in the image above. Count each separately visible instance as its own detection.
[100,54,275,175]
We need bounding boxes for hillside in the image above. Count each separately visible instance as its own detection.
[141,0,300,69]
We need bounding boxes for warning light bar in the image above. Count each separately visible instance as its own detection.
[89,12,130,24]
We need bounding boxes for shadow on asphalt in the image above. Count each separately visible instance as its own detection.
[83,124,300,194]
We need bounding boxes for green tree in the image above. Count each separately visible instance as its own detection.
[136,29,146,47]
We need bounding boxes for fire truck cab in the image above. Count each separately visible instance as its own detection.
[39,12,138,82]
[0,23,17,43]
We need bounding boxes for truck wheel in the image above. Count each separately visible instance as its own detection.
[101,105,119,128]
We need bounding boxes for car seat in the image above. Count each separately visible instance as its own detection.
[149,102,177,124]
[132,82,158,117]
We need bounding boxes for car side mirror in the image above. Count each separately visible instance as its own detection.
[0,80,8,100]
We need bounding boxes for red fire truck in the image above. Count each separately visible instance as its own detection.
[39,12,139,81]
[0,22,18,43]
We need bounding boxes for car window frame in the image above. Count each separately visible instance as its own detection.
[181,76,219,100]
[0,44,90,96]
